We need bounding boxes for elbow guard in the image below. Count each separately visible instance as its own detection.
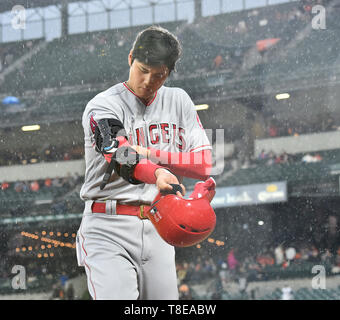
[94,118,144,187]
[95,118,127,154]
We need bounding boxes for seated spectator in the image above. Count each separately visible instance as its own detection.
[218,262,229,286]
[314,153,322,161]
[245,257,263,281]
[285,246,297,264]
[274,245,284,265]
[227,248,239,272]
[1,182,9,190]
[52,178,62,187]
[302,153,322,163]
[202,258,217,279]
[212,54,223,70]
[281,285,293,300]
[308,246,320,262]
[268,124,278,137]
[266,151,276,165]
[30,180,40,192]
[275,151,290,164]
[14,181,25,192]
[179,283,192,300]
[258,149,268,160]
[29,151,39,164]
[257,251,275,268]
[44,178,52,187]
[320,249,333,265]
[63,152,71,161]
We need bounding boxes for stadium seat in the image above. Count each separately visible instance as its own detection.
[1,21,185,93]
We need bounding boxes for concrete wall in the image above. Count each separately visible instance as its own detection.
[0,159,85,183]
[254,130,340,157]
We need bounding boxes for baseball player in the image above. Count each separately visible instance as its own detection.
[76,25,213,300]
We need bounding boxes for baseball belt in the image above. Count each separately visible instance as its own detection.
[91,201,150,219]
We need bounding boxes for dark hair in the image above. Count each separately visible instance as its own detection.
[131,25,182,73]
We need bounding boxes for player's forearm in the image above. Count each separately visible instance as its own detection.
[132,159,164,184]
[101,135,166,185]
[148,148,212,180]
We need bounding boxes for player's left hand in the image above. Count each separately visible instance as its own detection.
[155,168,186,197]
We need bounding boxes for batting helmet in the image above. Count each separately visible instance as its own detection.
[145,178,216,247]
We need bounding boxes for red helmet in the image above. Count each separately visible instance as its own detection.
[145,178,217,247]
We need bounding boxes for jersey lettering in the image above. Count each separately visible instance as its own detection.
[160,123,170,143]
[172,124,177,144]
[149,124,160,144]
[177,127,186,150]
[134,123,186,150]
[136,127,146,146]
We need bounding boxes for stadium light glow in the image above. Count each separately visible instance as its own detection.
[195,104,209,111]
[21,125,40,132]
[275,93,290,100]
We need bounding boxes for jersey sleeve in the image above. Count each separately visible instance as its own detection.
[82,94,124,145]
[182,93,212,153]
[83,94,169,186]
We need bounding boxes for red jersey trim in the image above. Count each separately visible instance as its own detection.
[146,91,157,106]
[123,82,157,106]
[189,145,212,152]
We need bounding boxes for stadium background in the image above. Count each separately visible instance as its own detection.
[1,0,340,300]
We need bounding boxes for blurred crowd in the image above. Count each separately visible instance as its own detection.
[265,114,340,139]
[0,144,84,167]
[0,173,83,217]
[256,149,324,165]
[176,242,340,299]
[1,174,81,193]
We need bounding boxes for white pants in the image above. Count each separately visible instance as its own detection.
[76,208,179,300]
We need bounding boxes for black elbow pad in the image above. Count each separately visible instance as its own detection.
[94,118,128,154]
[94,118,144,188]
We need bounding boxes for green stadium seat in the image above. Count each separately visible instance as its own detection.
[1,21,185,93]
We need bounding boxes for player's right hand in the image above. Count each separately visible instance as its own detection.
[155,168,186,197]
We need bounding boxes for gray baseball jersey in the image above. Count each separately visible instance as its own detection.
[76,82,212,300]
[80,82,211,204]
